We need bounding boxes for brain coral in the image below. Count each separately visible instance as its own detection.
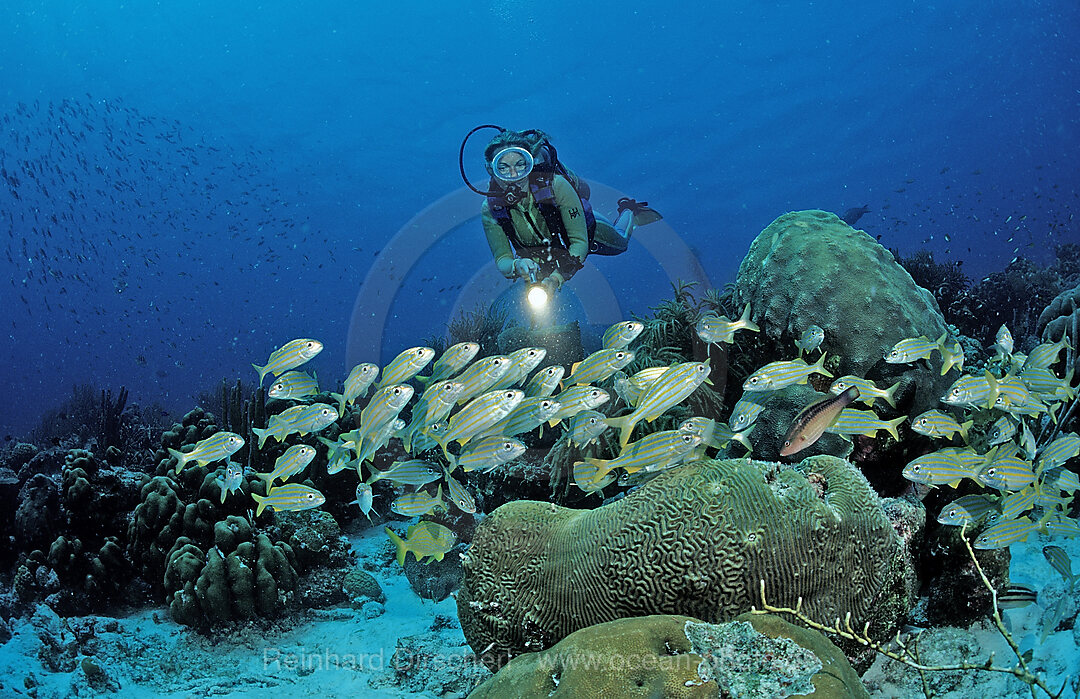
[457,455,913,668]
[467,613,867,699]
[734,210,953,415]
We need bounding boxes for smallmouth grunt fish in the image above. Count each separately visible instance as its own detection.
[696,303,759,346]
[973,516,1038,549]
[353,417,406,465]
[993,324,1014,357]
[902,450,979,488]
[937,494,999,526]
[1023,332,1072,370]
[613,366,669,408]
[354,385,414,452]
[577,429,701,486]
[998,488,1035,520]
[453,436,526,473]
[607,361,711,447]
[385,522,456,565]
[524,365,566,398]
[376,346,435,389]
[216,462,245,504]
[549,386,610,426]
[453,355,512,404]
[1042,545,1077,587]
[318,436,356,474]
[729,392,770,431]
[941,372,999,409]
[253,404,338,448]
[823,408,905,441]
[569,410,610,448]
[443,470,477,513]
[439,389,524,455]
[987,415,1018,445]
[255,444,317,487]
[480,396,561,439]
[743,354,832,392]
[602,320,644,350]
[169,431,245,473]
[253,338,323,384]
[779,387,859,457]
[679,417,752,453]
[562,348,635,388]
[976,449,1036,491]
[794,325,825,356]
[1036,434,1080,472]
[267,371,319,400]
[349,482,375,523]
[1019,366,1075,399]
[252,483,325,516]
[910,409,971,441]
[884,333,946,365]
[573,460,617,493]
[828,376,900,408]
[366,459,442,487]
[938,338,965,375]
[335,362,380,415]
[402,380,464,451]
[390,485,446,517]
[490,347,548,390]
[419,342,480,385]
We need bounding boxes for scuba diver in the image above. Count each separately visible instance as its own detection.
[459,126,662,295]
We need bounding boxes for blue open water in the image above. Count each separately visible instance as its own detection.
[1,0,1077,436]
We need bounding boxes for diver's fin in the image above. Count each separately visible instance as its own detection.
[617,197,663,225]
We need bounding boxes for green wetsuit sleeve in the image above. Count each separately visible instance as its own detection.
[553,176,589,261]
[482,201,518,278]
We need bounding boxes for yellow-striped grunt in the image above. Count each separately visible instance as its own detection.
[728,392,770,431]
[824,408,905,441]
[569,410,611,448]
[419,342,480,385]
[252,483,325,516]
[562,348,635,387]
[937,494,999,526]
[602,320,644,350]
[524,365,566,398]
[794,325,825,356]
[439,389,524,455]
[366,459,442,486]
[385,522,456,565]
[1042,545,1076,587]
[376,346,435,389]
[549,386,610,426]
[252,403,339,448]
[443,470,476,513]
[884,333,945,364]
[335,362,380,415]
[975,448,1036,491]
[974,516,1037,549]
[938,337,965,375]
[255,444,316,487]
[696,303,759,345]
[577,429,701,486]
[828,376,899,408]
[480,396,561,439]
[390,485,446,517]
[168,430,245,473]
[453,355,512,404]
[608,361,711,447]
[941,372,999,409]
[490,347,548,390]
[253,338,323,384]
[267,371,320,400]
[453,436,526,473]
[910,409,970,441]
[743,354,832,392]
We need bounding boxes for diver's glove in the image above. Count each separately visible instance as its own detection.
[513,258,540,281]
[541,271,565,293]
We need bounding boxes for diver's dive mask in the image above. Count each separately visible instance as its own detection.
[490,147,535,183]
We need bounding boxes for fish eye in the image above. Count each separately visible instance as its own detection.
[306,342,316,349]
[912,465,921,473]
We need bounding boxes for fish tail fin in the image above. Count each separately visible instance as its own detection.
[252,362,268,385]
[882,380,901,408]
[938,342,955,375]
[604,415,635,449]
[959,420,973,442]
[934,332,948,349]
[414,374,432,386]
[167,448,189,474]
[983,371,1000,409]
[255,472,274,488]
[812,352,833,379]
[218,480,228,504]
[884,416,906,441]
[251,493,267,517]
[576,458,612,486]
[251,427,270,449]
[739,303,760,332]
[384,526,408,566]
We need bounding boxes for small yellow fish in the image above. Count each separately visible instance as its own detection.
[253,339,323,384]
[743,354,832,392]
[794,325,825,356]
[385,522,456,565]
[829,376,899,408]
[168,431,245,473]
[252,483,325,516]
[696,303,759,345]
[884,333,945,364]
[602,320,644,350]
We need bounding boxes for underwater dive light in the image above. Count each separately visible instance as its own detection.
[527,283,549,310]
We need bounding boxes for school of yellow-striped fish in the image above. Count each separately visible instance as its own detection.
[170,308,1078,565]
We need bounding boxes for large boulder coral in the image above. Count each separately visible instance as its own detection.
[734,210,954,416]
[457,456,914,668]
[467,613,867,699]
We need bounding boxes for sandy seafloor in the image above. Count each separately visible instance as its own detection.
[2,522,1079,698]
